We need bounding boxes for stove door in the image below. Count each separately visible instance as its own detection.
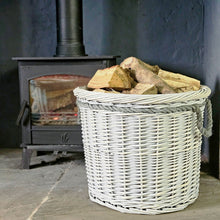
[30,74,90,126]
[16,57,116,146]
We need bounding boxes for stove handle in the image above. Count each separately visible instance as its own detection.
[16,100,29,126]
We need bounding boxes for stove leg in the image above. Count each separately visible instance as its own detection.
[21,147,33,169]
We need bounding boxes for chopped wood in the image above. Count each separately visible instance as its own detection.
[129,83,158,94]
[47,91,75,111]
[86,57,201,95]
[120,57,175,94]
[87,65,132,90]
[46,88,73,99]
[142,63,160,74]
[158,69,200,91]
[162,79,199,93]
[124,68,137,87]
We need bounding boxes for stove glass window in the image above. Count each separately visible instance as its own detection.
[29,74,90,125]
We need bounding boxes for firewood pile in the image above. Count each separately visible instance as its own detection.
[87,57,200,94]
[30,75,90,125]
[30,75,90,113]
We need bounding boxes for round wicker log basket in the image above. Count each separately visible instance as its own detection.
[74,85,212,215]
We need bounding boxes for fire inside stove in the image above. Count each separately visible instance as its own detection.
[30,74,90,125]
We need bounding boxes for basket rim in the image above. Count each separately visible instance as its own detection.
[74,85,211,105]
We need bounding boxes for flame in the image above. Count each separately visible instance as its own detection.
[53,117,59,120]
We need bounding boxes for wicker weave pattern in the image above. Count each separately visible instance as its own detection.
[75,85,210,104]
[74,86,211,214]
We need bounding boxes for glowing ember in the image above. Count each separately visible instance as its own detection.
[74,113,78,117]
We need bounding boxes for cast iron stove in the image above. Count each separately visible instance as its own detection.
[13,0,117,168]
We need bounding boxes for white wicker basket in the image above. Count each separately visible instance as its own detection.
[74,86,212,215]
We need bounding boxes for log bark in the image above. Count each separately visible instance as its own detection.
[120,57,175,94]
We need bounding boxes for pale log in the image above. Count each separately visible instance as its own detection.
[120,57,175,94]
[158,69,200,90]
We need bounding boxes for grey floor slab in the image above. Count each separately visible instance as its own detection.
[0,148,220,220]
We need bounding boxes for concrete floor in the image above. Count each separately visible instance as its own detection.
[0,148,220,220]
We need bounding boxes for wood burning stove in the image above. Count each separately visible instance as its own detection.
[13,56,116,168]
[13,0,117,168]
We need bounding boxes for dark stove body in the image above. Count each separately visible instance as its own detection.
[13,56,116,168]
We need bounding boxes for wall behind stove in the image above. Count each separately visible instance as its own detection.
[0,0,56,147]
[0,0,217,172]
[0,0,23,148]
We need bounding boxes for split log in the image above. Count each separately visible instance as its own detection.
[126,83,157,95]
[87,65,133,90]
[158,69,200,92]
[120,57,175,94]
[47,91,75,111]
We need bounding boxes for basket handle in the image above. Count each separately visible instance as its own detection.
[195,99,213,138]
